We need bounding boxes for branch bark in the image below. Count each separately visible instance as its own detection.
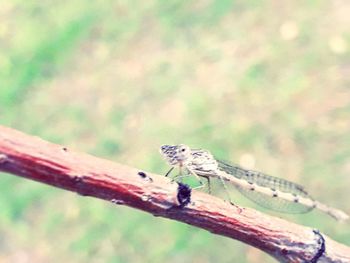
[0,125,349,263]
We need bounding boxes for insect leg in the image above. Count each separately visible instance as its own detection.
[203,176,211,194]
[217,172,237,207]
[171,166,192,183]
[165,167,174,177]
[186,168,207,190]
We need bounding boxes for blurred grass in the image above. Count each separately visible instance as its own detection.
[1,0,350,262]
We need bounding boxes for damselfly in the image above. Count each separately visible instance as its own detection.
[160,144,349,221]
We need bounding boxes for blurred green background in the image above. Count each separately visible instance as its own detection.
[1,0,350,262]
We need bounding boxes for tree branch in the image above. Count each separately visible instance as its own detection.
[0,125,349,263]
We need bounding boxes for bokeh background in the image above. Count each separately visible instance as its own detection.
[1,1,350,262]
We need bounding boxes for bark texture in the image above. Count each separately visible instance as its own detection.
[0,125,349,263]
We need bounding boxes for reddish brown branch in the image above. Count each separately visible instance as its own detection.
[0,125,349,263]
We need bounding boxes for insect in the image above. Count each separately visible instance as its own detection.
[160,144,349,221]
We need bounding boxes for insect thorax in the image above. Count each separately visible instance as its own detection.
[188,149,219,174]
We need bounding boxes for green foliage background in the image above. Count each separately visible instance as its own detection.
[0,1,350,262]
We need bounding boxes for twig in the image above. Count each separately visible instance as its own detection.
[0,125,349,263]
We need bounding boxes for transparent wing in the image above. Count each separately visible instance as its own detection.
[217,160,314,213]
[233,185,313,213]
